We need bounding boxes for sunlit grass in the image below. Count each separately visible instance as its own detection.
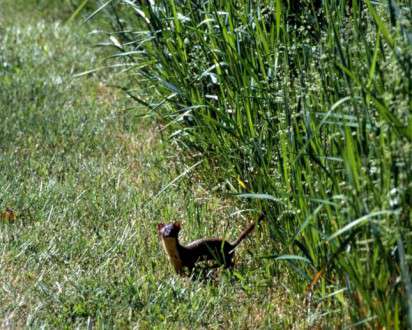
[100,0,412,327]
[0,1,317,328]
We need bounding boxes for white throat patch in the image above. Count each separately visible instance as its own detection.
[161,236,183,273]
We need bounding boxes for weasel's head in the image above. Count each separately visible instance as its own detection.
[157,222,181,238]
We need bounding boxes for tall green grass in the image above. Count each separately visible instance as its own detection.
[2,2,312,327]
[97,0,412,327]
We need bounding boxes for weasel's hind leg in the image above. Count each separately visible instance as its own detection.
[223,252,235,269]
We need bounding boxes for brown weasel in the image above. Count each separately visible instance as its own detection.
[157,216,262,275]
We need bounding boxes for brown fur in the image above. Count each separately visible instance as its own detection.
[157,217,261,275]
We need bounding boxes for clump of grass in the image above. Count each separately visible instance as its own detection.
[100,0,412,327]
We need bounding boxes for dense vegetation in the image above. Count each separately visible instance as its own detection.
[1,1,306,328]
[1,0,411,328]
[93,0,412,328]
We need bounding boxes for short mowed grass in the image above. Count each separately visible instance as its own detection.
[0,2,312,328]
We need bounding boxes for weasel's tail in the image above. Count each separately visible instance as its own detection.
[231,223,255,248]
[231,212,265,248]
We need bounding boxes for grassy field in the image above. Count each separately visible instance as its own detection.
[0,1,317,328]
[96,0,412,328]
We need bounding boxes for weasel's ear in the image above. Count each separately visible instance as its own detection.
[157,223,165,231]
[174,222,181,230]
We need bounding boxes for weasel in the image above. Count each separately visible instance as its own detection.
[157,215,263,275]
